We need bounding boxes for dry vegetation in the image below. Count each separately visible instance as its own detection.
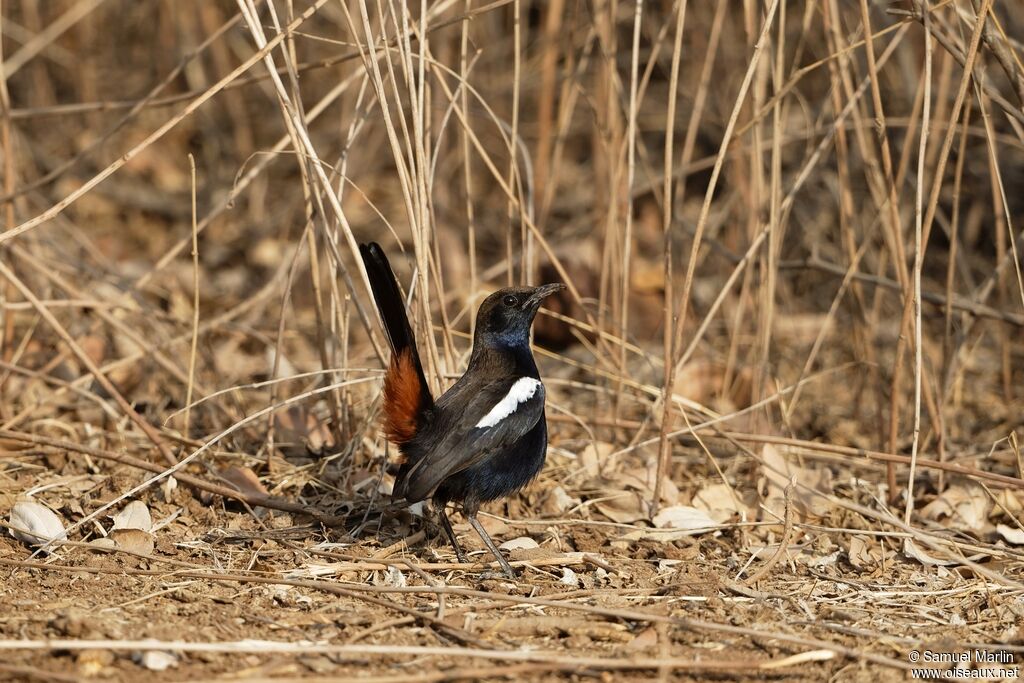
[1,0,1023,680]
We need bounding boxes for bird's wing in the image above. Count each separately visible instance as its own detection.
[396,376,546,502]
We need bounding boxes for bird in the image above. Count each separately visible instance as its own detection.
[359,242,564,578]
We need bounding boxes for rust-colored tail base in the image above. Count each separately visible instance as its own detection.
[359,242,434,448]
[383,348,424,446]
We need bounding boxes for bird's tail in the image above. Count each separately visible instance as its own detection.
[359,243,433,444]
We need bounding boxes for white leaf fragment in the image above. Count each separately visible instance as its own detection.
[499,536,539,551]
[135,651,178,671]
[385,566,407,587]
[560,567,579,586]
[111,500,152,532]
[652,505,719,532]
[658,559,683,573]
[550,485,580,513]
[8,500,66,549]
[996,524,1024,545]
[475,377,542,428]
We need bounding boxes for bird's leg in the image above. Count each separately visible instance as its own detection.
[466,511,516,579]
[435,503,468,564]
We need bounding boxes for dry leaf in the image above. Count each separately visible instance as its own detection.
[89,537,118,550]
[808,550,841,568]
[652,505,718,531]
[499,537,539,551]
[9,500,66,549]
[692,482,746,523]
[560,567,580,587]
[921,481,991,531]
[220,466,269,497]
[273,405,335,453]
[847,536,875,569]
[626,626,659,650]
[111,500,152,532]
[108,528,155,555]
[265,347,298,380]
[65,476,106,496]
[593,459,683,524]
[134,651,177,671]
[674,361,726,407]
[594,491,648,524]
[579,442,615,478]
[384,566,406,587]
[902,539,956,567]
[616,466,679,506]
[79,335,107,366]
[760,444,834,521]
[657,559,683,573]
[305,417,334,452]
[546,485,580,514]
[213,340,264,381]
[994,490,1023,515]
[996,524,1024,545]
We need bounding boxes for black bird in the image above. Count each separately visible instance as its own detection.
[359,242,563,577]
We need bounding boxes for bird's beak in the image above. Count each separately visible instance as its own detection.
[526,283,566,307]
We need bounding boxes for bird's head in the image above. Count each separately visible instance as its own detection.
[474,283,566,349]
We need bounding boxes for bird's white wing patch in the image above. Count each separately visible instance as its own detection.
[475,377,542,429]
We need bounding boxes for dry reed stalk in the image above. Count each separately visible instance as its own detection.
[654,0,688,514]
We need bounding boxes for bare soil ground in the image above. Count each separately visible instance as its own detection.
[2,365,1022,680]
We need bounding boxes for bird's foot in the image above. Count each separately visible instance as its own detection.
[490,554,517,580]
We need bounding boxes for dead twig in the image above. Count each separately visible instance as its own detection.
[743,476,796,584]
[0,428,347,525]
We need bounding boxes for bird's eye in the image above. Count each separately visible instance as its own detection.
[502,295,518,307]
